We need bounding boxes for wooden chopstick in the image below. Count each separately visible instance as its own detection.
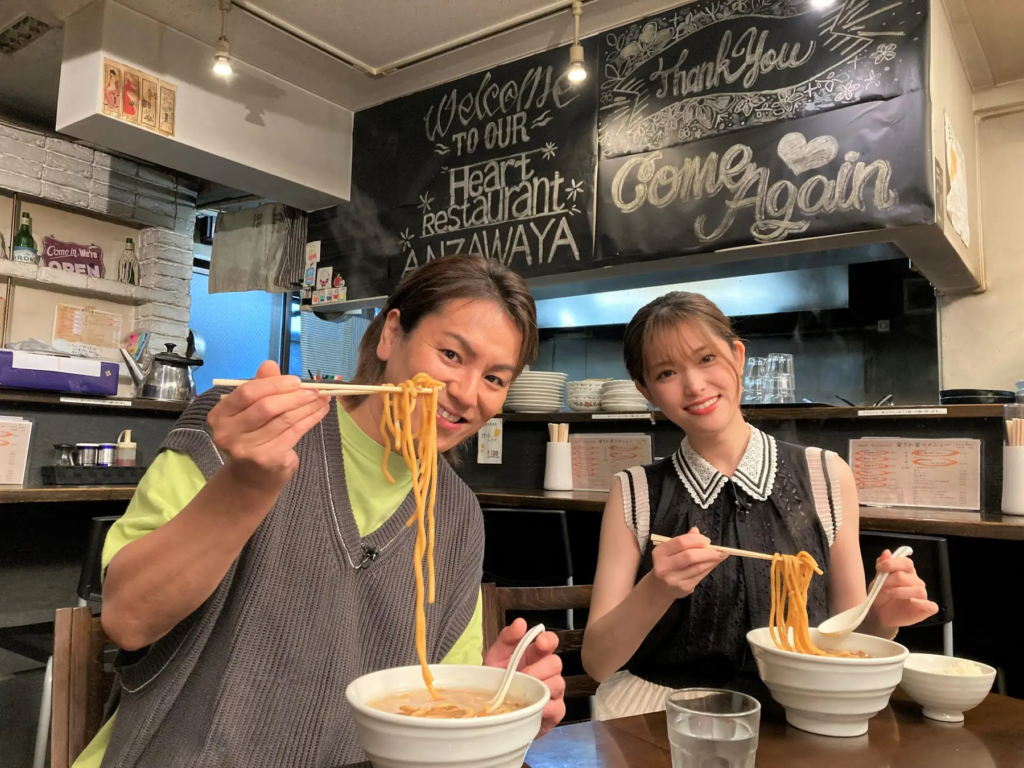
[1007,418,1024,447]
[212,378,440,395]
[650,533,775,561]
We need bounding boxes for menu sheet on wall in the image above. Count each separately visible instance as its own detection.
[570,433,653,491]
[0,417,33,485]
[53,304,123,356]
[849,437,981,511]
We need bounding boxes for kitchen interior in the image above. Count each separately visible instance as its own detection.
[1,0,1024,765]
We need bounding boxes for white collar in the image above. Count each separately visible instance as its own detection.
[671,425,778,510]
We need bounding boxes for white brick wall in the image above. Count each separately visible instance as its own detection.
[1,119,198,350]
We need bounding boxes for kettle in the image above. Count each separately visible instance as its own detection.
[120,343,203,402]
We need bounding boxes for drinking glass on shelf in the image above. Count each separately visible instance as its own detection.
[666,688,760,768]
[742,357,767,404]
[767,354,796,403]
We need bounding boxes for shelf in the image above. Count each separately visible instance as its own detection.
[0,259,177,306]
[0,485,136,504]
[498,404,1005,422]
[0,388,187,413]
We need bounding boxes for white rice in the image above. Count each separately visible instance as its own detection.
[930,658,986,676]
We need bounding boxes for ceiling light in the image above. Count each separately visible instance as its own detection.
[811,0,836,8]
[213,0,233,76]
[566,1,586,84]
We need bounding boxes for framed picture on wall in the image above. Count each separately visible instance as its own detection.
[158,81,176,136]
[121,67,141,124]
[140,74,159,130]
[101,59,122,118]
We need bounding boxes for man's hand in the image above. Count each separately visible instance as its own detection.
[483,618,566,737]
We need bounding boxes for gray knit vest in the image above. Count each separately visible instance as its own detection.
[100,389,483,767]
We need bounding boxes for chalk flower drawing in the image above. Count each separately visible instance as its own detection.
[398,228,415,251]
[872,43,898,64]
[541,142,558,160]
[566,180,585,202]
[418,193,434,213]
[598,0,919,157]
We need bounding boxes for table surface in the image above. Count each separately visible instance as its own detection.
[340,692,1024,767]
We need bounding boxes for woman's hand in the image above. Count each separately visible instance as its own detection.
[649,527,728,599]
[868,550,939,631]
[208,360,331,495]
[484,618,565,737]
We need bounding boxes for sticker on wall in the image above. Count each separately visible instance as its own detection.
[101,59,122,118]
[140,74,159,130]
[121,67,141,124]
[158,82,177,136]
[316,266,332,290]
[477,418,503,464]
[100,58,175,137]
[944,114,969,248]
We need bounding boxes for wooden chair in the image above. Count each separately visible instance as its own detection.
[482,583,598,703]
[50,607,114,768]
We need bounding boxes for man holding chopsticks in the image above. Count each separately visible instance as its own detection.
[75,256,566,768]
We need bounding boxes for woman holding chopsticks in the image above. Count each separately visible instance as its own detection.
[581,291,938,720]
[75,256,566,768]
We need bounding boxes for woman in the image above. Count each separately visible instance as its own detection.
[76,255,565,768]
[581,291,937,720]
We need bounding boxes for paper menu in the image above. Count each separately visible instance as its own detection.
[849,437,981,511]
[0,418,33,485]
[570,433,652,491]
[477,418,502,464]
[53,304,123,352]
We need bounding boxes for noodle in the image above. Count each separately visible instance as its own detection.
[379,374,446,697]
[769,552,867,658]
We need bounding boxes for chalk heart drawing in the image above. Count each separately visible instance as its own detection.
[777,132,839,175]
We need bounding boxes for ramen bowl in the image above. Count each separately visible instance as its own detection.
[747,627,908,737]
[346,664,549,768]
[900,653,996,722]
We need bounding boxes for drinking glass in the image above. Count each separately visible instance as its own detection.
[742,357,767,404]
[666,689,760,768]
[766,354,796,403]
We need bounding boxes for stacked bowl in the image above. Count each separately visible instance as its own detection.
[567,380,605,412]
[504,371,567,413]
[600,380,649,412]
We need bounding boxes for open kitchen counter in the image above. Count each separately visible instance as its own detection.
[475,489,1024,541]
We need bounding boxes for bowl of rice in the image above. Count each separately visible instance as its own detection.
[900,653,996,722]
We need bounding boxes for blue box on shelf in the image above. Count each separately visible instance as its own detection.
[0,350,119,396]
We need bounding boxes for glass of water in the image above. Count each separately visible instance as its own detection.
[665,688,760,768]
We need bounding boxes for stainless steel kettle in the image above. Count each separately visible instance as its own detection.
[120,343,203,402]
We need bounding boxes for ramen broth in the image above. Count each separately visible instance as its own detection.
[369,688,527,718]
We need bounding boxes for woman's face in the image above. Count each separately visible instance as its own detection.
[377,298,522,452]
[637,320,745,438]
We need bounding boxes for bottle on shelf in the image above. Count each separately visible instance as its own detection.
[11,212,37,264]
[118,237,139,285]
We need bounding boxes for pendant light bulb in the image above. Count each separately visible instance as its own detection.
[213,38,232,76]
[810,0,836,8]
[566,1,586,84]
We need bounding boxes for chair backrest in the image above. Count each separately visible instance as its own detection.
[51,607,114,768]
[77,516,122,605]
[482,583,597,700]
[482,508,573,586]
[859,531,954,624]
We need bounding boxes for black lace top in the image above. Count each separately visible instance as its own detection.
[613,427,845,692]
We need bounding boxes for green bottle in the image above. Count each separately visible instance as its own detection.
[11,212,37,264]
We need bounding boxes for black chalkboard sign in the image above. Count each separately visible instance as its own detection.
[599,0,927,157]
[596,89,931,262]
[312,42,599,300]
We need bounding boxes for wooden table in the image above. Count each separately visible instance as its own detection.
[339,693,1024,767]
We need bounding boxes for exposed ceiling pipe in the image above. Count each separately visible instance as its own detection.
[230,0,596,77]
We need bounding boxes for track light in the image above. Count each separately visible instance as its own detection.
[213,0,233,76]
[811,0,836,9]
[567,1,586,84]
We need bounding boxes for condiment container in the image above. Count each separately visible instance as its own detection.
[1003,404,1024,516]
[53,444,75,467]
[97,443,117,467]
[75,443,99,467]
[116,430,137,467]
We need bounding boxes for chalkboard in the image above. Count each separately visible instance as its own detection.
[596,89,931,262]
[599,0,927,158]
[311,42,599,300]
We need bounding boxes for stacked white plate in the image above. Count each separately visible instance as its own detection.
[505,371,568,413]
[600,380,649,412]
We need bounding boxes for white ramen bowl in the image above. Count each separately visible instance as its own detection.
[900,653,996,723]
[747,627,908,738]
[346,664,549,768]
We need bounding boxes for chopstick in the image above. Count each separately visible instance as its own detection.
[650,533,775,561]
[212,378,440,396]
[548,423,569,443]
[1007,418,1024,447]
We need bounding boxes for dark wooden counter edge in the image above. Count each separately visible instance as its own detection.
[0,485,137,503]
[500,404,1004,422]
[475,490,1024,541]
[0,389,188,413]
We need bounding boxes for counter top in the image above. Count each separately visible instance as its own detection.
[0,485,137,503]
[0,389,188,413]
[475,489,1024,541]
[499,404,1004,422]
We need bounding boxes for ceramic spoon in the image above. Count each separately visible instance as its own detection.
[482,623,546,714]
[818,545,914,638]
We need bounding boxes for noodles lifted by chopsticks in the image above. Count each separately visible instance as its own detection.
[379,373,445,697]
[769,552,866,658]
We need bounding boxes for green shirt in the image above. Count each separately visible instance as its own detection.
[74,404,483,768]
